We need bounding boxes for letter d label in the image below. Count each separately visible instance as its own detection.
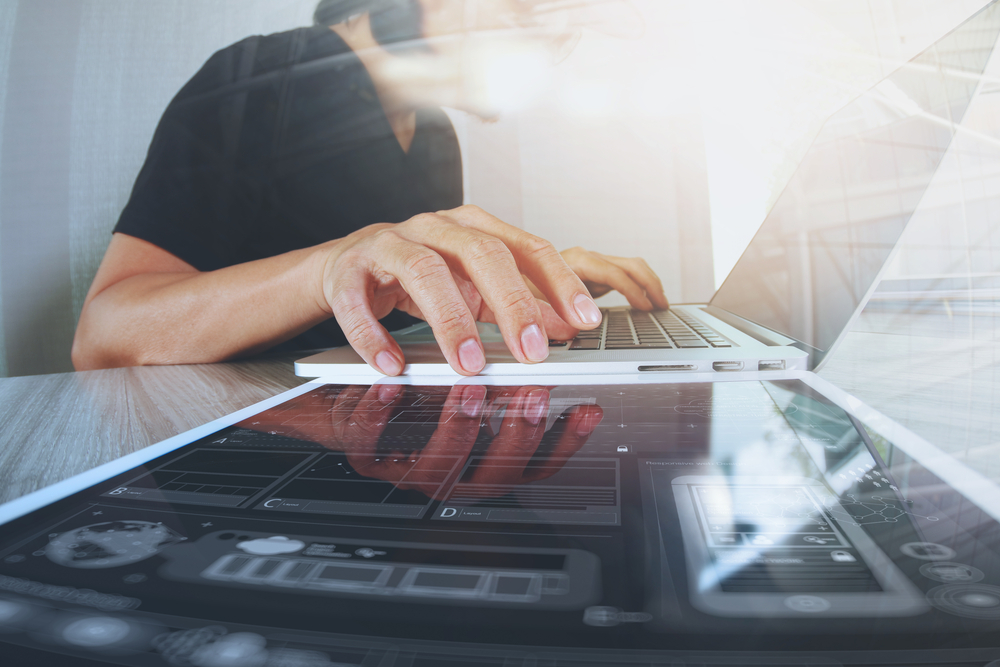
[440,508,457,518]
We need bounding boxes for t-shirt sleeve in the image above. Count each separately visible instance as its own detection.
[114,38,263,271]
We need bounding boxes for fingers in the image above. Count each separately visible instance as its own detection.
[568,248,669,310]
[396,213,558,364]
[326,384,371,443]
[597,253,669,309]
[465,386,550,487]
[327,205,619,375]
[521,404,603,484]
[329,231,486,375]
[339,385,485,498]
[536,299,580,341]
[326,258,408,375]
[475,296,579,344]
[398,384,485,498]
[337,383,403,453]
[340,384,427,483]
[262,384,373,446]
[432,206,603,333]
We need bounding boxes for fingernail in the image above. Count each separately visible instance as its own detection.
[576,406,603,436]
[458,338,486,374]
[520,324,548,362]
[574,293,602,325]
[525,389,548,425]
[375,351,402,376]
[461,384,486,418]
[378,383,402,404]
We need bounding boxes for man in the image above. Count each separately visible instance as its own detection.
[72,0,668,377]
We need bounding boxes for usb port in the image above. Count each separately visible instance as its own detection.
[758,360,785,371]
[712,361,744,372]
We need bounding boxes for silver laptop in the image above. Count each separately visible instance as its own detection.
[298,1,1000,378]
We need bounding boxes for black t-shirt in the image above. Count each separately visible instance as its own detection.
[115,25,463,353]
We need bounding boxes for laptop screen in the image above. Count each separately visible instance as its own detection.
[710,1,1000,352]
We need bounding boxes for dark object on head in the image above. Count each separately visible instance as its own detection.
[313,0,428,51]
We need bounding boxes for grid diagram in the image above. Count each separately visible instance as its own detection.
[435,457,620,525]
[255,452,464,519]
[103,449,312,507]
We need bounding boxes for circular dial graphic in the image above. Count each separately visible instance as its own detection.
[45,521,183,569]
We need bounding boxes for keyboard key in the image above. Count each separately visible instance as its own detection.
[567,307,729,350]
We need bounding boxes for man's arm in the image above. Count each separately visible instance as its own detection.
[73,206,612,376]
[72,233,336,370]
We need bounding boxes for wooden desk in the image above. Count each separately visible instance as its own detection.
[0,305,996,506]
[0,356,306,506]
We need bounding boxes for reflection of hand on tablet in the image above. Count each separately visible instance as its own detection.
[343,385,602,499]
[237,383,602,500]
[328,384,602,499]
[325,384,603,500]
[469,387,603,489]
[334,384,483,498]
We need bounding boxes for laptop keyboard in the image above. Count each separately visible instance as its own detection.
[560,308,733,350]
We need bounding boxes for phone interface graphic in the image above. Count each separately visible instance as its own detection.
[671,476,926,617]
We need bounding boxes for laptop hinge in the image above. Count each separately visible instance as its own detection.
[702,306,797,347]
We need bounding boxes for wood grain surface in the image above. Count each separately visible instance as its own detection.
[0,356,306,505]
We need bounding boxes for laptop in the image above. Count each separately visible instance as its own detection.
[297,1,1000,378]
[3,369,1000,665]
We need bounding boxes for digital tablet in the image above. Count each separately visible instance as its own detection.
[1,371,999,666]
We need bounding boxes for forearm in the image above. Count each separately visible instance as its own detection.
[72,243,335,370]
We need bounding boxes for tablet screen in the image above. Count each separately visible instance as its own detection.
[1,380,998,665]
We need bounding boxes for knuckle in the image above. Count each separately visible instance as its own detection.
[520,234,558,261]
[330,291,363,319]
[333,296,365,321]
[406,212,444,232]
[403,248,449,278]
[438,204,480,220]
[465,235,512,266]
[338,312,381,350]
[498,289,538,315]
[448,204,488,228]
[432,302,475,332]
[369,228,403,249]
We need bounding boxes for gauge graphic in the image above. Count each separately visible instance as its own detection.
[45,521,184,569]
